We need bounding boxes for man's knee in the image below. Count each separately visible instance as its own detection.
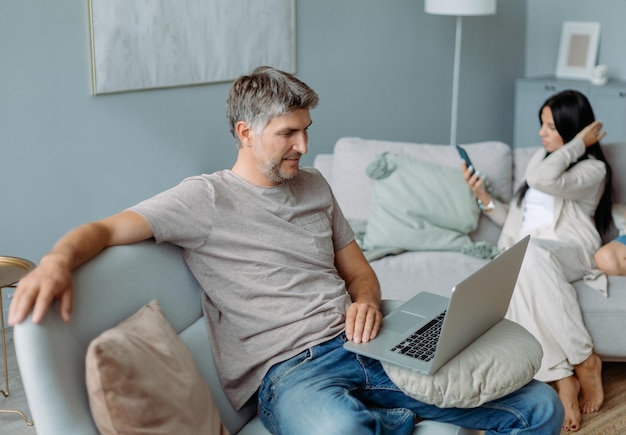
[271,388,415,435]
[521,380,565,431]
[271,392,369,434]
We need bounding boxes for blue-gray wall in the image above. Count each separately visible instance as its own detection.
[0,0,528,264]
[525,0,626,81]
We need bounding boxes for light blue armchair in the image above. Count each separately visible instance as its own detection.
[14,240,478,435]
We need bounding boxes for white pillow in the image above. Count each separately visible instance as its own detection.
[382,319,542,408]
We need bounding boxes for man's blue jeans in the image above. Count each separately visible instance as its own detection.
[258,333,564,435]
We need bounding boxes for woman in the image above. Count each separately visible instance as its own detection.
[463,90,613,432]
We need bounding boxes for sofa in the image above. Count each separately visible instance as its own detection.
[313,137,626,361]
[14,240,479,435]
[14,137,625,435]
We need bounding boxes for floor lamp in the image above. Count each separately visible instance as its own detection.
[425,0,497,147]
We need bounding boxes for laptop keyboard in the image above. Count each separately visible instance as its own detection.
[390,311,446,362]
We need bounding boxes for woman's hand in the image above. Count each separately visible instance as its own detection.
[462,163,491,205]
[576,120,606,147]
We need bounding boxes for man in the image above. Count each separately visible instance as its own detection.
[9,66,564,434]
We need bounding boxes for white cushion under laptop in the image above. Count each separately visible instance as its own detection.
[344,235,530,375]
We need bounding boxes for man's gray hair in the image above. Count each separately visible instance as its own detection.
[226,66,319,147]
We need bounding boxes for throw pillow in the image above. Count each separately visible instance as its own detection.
[85,299,227,435]
[382,319,542,408]
[363,152,480,252]
[330,137,513,222]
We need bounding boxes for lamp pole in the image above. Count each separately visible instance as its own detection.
[450,15,462,147]
[425,0,497,147]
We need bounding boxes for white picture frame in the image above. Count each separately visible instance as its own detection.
[88,0,296,95]
[555,21,601,80]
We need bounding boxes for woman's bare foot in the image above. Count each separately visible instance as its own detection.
[555,376,582,432]
[575,353,604,414]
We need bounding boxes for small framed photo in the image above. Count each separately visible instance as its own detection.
[555,21,601,80]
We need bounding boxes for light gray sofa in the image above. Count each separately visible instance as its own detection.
[313,137,626,361]
[14,240,478,434]
[15,137,624,435]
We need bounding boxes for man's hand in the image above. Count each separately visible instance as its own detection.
[8,253,73,326]
[8,211,153,326]
[345,301,382,344]
[335,241,383,344]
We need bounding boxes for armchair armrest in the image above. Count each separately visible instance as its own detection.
[14,240,203,435]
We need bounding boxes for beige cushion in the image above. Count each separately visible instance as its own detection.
[382,319,542,408]
[602,142,626,204]
[85,300,227,435]
[512,146,540,192]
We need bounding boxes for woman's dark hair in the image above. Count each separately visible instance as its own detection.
[515,89,613,234]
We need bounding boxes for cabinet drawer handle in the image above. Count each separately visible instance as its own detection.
[619,92,626,98]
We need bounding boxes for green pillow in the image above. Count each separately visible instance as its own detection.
[363,152,480,251]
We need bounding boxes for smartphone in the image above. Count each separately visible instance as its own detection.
[456,145,474,171]
[456,145,492,192]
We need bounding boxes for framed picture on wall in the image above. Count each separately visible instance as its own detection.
[88,0,296,95]
[555,21,601,80]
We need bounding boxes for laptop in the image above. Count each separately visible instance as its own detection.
[344,235,529,375]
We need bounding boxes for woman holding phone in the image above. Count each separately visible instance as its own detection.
[462,90,613,432]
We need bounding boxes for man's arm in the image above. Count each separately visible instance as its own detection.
[8,210,153,326]
[335,240,382,344]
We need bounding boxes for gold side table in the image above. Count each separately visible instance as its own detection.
[0,256,35,426]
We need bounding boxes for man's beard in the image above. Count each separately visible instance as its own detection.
[261,153,301,183]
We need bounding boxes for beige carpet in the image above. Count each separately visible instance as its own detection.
[560,362,626,435]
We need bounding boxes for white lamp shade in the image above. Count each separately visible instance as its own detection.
[425,0,496,16]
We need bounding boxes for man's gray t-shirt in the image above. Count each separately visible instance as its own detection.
[129,167,355,410]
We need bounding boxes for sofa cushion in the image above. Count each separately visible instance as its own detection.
[603,142,626,204]
[362,152,480,252]
[614,203,626,235]
[85,299,225,435]
[382,319,542,408]
[370,251,489,301]
[330,138,513,222]
[512,147,538,194]
[330,138,513,247]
